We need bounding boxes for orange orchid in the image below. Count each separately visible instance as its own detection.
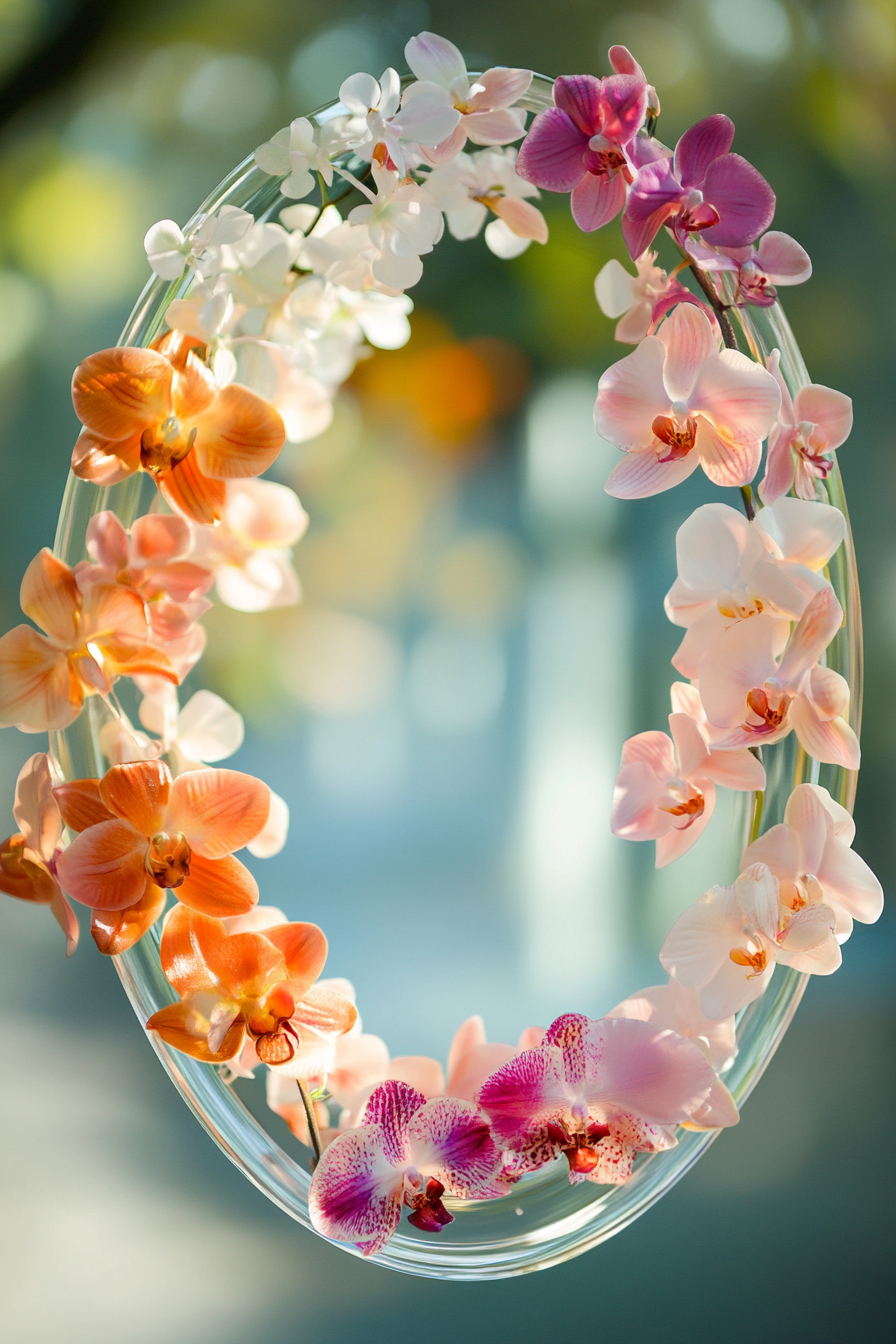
[0,753,79,955]
[70,333,286,525]
[0,549,177,732]
[148,904,358,1065]
[55,760,269,921]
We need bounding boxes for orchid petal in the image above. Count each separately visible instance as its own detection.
[166,768,270,857]
[571,171,626,232]
[175,852,259,917]
[99,760,170,835]
[657,304,718,403]
[594,335,669,449]
[55,818,149,910]
[515,107,588,191]
[604,443,700,499]
[72,347,173,439]
[674,115,735,188]
[699,153,776,249]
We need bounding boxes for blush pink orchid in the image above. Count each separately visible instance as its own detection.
[660,862,841,1020]
[516,71,648,231]
[611,710,765,867]
[742,783,883,940]
[699,585,860,769]
[404,32,531,163]
[664,496,846,680]
[188,478,308,613]
[607,978,737,1078]
[76,510,213,642]
[309,1079,504,1254]
[759,351,853,505]
[478,1012,736,1186]
[686,230,812,308]
[622,114,776,261]
[595,304,781,498]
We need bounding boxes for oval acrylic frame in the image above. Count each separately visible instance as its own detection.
[48,74,862,1279]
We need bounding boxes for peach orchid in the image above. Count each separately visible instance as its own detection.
[148,903,356,1066]
[0,753,79,955]
[55,759,269,920]
[0,548,178,733]
[70,333,286,525]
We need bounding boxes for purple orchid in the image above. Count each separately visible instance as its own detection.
[622,114,776,261]
[516,72,648,231]
[309,1079,505,1255]
[478,1012,736,1185]
[687,230,812,308]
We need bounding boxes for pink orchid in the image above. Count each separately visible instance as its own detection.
[595,304,781,498]
[699,585,860,769]
[0,753,79,955]
[309,1079,504,1254]
[188,479,308,613]
[516,72,648,231]
[608,45,659,119]
[742,783,883,940]
[76,510,213,642]
[759,350,853,505]
[686,231,811,308]
[595,253,708,344]
[478,1013,735,1187]
[404,32,531,164]
[611,709,765,867]
[607,979,737,1078]
[664,496,846,680]
[660,861,841,1020]
[622,114,775,261]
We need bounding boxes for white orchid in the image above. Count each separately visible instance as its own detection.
[346,164,444,291]
[425,147,547,258]
[254,116,347,199]
[339,66,460,176]
[143,205,253,281]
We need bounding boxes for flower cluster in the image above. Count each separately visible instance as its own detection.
[0,30,881,1263]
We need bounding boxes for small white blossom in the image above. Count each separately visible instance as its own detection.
[425,147,547,258]
[254,117,347,199]
[339,67,460,176]
[143,205,253,280]
[347,163,444,290]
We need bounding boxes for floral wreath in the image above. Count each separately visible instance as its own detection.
[0,31,880,1269]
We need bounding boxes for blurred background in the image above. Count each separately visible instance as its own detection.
[0,0,894,1339]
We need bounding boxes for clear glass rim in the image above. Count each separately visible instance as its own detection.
[48,72,861,1279]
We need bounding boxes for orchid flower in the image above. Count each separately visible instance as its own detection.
[187,478,308,613]
[660,862,841,1019]
[0,548,177,732]
[309,1079,504,1254]
[54,759,269,918]
[516,72,648,232]
[607,979,737,1078]
[0,753,79,955]
[404,32,531,163]
[339,67,461,177]
[425,147,548,259]
[686,230,812,308]
[699,586,860,769]
[71,332,286,525]
[622,114,776,260]
[742,783,883,940]
[75,510,213,643]
[759,350,853,505]
[664,496,846,680]
[254,117,343,199]
[346,164,444,291]
[594,252,704,344]
[137,684,244,771]
[611,709,765,867]
[143,206,253,281]
[478,1013,736,1186]
[595,304,781,498]
[148,903,355,1066]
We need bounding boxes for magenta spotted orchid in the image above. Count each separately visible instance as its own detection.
[478,1013,737,1186]
[309,1080,505,1253]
